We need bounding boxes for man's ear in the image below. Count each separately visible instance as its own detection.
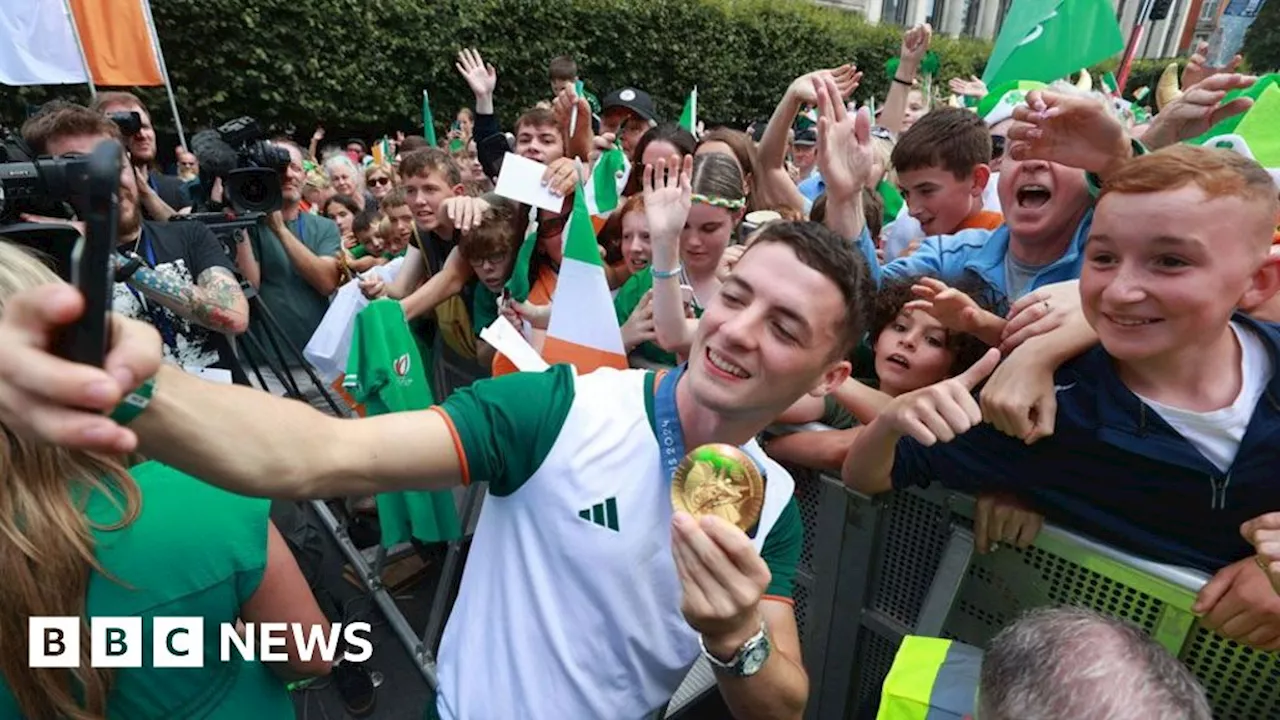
[970,164,991,196]
[809,359,852,398]
[1241,251,1280,321]
[451,183,467,197]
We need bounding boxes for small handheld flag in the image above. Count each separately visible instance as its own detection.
[423,90,437,146]
[679,87,698,135]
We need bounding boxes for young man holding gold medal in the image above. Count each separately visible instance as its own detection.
[0,102,877,719]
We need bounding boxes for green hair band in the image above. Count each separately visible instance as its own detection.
[692,193,745,210]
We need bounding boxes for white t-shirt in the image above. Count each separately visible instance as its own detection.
[1137,322,1273,472]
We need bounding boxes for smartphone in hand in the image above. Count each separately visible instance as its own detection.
[55,139,122,367]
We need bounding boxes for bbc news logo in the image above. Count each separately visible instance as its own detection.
[29,617,373,668]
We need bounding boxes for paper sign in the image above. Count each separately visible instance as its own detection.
[494,153,564,213]
[480,315,549,373]
[185,366,234,385]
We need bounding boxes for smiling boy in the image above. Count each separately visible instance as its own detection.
[844,146,1280,605]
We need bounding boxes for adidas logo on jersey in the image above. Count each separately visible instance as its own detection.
[578,497,619,532]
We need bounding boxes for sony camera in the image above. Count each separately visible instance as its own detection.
[189,116,291,215]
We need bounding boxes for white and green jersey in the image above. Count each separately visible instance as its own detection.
[431,364,803,720]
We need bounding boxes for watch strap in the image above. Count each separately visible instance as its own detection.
[699,619,770,677]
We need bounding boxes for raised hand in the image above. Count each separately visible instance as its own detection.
[1008,90,1131,177]
[881,348,1000,446]
[999,282,1078,354]
[513,299,551,330]
[904,277,992,337]
[813,74,875,202]
[949,75,987,98]
[900,23,932,65]
[553,86,592,161]
[716,244,746,282]
[643,154,694,250]
[1142,73,1257,150]
[0,285,163,454]
[789,64,862,106]
[980,339,1059,444]
[1183,40,1245,89]
[456,48,496,99]
[359,274,386,300]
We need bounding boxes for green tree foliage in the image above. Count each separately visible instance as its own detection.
[1242,0,1280,73]
[0,0,1188,144]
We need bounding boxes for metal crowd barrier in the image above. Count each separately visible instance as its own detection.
[781,443,1280,720]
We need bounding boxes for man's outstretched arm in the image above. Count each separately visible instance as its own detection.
[134,364,465,499]
[0,286,465,499]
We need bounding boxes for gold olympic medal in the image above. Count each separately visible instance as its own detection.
[671,443,765,532]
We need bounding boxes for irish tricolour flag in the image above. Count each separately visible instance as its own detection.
[543,175,628,372]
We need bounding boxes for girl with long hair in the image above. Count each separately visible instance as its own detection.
[0,244,331,719]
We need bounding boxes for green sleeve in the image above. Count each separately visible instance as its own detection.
[613,268,653,324]
[437,364,576,496]
[349,244,370,259]
[472,285,500,336]
[762,497,804,599]
[819,395,857,430]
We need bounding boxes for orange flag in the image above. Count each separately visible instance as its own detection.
[68,0,162,86]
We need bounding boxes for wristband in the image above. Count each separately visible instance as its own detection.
[651,264,682,280]
[892,76,914,87]
[109,377,156,426]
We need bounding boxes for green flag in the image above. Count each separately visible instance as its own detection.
[422,90,437,146]
[587,144,628,215]
[679,87,697,134]
[505,221,539,304]
[981,0,1124,90]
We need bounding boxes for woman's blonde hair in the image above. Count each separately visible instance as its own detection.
[0,242,140,719]
[363,162,394,185]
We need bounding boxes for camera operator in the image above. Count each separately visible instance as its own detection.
[89,92,192,220]
[21,104,249,385]
[236,139,344,410]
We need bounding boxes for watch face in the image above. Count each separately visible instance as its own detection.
[741,643,769,675]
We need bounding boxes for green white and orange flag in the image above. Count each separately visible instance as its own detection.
[542,171,628,372]
[372,137,393,165]
[679,87,698,134]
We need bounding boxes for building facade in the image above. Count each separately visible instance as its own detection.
[820,0,1205,59]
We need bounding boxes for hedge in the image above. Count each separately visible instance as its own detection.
[0,0,1199,149]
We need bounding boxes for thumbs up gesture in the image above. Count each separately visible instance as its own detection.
[881,348,1001,446]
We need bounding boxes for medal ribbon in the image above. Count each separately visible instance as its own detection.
[654,363,769,486]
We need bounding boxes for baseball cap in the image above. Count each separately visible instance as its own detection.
[602,87,658,124]
[794,128,817,146]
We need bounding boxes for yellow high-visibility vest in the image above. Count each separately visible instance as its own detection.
[877,636,982,720]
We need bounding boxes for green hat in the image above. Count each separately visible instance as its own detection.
[1197,81,1280,187]
[976,80,1048,126]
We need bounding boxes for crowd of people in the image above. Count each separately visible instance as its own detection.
[0,20,1277,720]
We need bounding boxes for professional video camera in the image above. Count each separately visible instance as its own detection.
[0,134,124,367]
[188,116,291,215]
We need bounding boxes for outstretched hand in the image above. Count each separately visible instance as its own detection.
[1183,40,1245,89]
[790,65,862,106]
[903,277,996,339]
[1142,73,1256,150]
[456,48,496,98]
[813,74,875,201]
[643,154,694,248]
[1008,90,1131,177]
[881,348,1001,446]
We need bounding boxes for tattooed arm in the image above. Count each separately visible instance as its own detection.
[118,258,250,334]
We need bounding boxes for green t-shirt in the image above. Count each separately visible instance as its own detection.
[438,365,802,598]
[0,462,292,719]
[471,285,500,337]
[612,268,703,367]
[349,243,370,259]
[345,298,437,410]
[249,213,343,359]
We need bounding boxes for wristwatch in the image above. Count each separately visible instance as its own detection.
[700,620,772,677]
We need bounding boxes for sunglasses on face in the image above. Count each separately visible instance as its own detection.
[368,176,391,186]
[991,135,1006,160]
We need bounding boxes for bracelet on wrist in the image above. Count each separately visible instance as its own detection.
[109,377,156,426]
[892,75,915,87]
[651,264,682,280]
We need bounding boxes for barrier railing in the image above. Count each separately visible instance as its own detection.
[784,446,1280,720]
